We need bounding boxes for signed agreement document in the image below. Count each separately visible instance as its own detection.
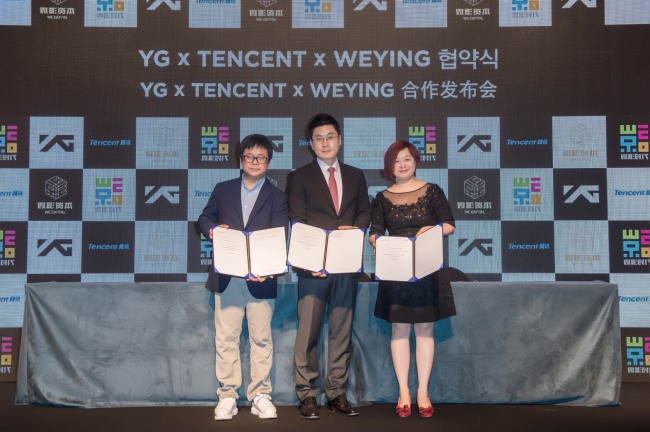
[287,222,365,274]
[374,224,443,282]
[212,226,287,278]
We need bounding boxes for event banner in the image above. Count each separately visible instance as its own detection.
[0,0,649,365]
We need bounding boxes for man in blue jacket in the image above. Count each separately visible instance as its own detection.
[198,134,288,421]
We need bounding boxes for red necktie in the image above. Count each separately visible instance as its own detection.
[328,166,339,214]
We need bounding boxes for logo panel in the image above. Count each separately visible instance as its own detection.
[500,115,551,168]
[247,0,287,23]
[607,121,649,167]
[609,221,650,273]
[552,116,607,168]
[85,120,135,169]
[499,0,552,27]
[83,169,136,221]
[395,0,447,28]
[0,329,21,382]
[82,222,134,273]
[27,221,82,274]
[28,169,83,221]
[500,169,553,221]
[447,117,500,169]
[448,169,500,220]
[0,121,26,167]
[189,0,241,28]
[0,169,29,221]
[343,117,396,169]
[613,274,650,329]
[29,117,84,169]
[554,220,609,274]
[553,168,607,220]
[136,170,188,221]
[0,224,27,274]
[622,329,650,382]
[84,0,137,27]
[189,122,234,168]
[501,221,554,273]
[0,276,26,328]
[0,0,31,26]
[607,168,650,220]
[292,0,344,28]
[136,117,189,169]
[134,221,187,274]
[605,0,650,25]
[448,220,502,274]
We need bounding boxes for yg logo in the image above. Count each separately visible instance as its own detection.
[458,238,493,256]
[458,135,491,152]
[563,185,599,203]
[145,186,180,204]
[562,0,597,8]
[147,0,181,10]
[37,239,73,257]
[353,0,387,11]
[39,135,74,152]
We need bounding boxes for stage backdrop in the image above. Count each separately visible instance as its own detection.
[0,1,649,382]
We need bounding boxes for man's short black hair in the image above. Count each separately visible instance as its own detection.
[239,134,274,160]
[308,113,341,138]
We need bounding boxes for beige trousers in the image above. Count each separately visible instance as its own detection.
[214,279,274,401]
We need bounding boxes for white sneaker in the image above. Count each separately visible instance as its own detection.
[214,397,238,421]
[251,393,277,419]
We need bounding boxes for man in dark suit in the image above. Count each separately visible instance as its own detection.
[198,134,288,421]
[287,113,371,419]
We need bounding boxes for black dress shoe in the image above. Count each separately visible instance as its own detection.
[300,396,320,419]
[327,394,359,416]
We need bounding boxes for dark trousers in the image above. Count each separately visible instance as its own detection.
[293,274,357,401]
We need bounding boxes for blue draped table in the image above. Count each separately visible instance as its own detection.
[15,281,621,407]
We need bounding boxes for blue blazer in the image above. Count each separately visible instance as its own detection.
[197,176,289,299]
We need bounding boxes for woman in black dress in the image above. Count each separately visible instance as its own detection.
[368,140,456,418]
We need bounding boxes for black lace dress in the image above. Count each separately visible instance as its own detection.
[370,183,456,323]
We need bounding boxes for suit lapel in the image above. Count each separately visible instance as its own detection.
[231,177,245,228]
[338,162,353,213]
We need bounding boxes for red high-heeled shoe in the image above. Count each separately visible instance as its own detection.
[418,405,434,418]
[395,404,411,417]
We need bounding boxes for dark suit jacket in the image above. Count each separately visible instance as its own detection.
[197,176,288,299]
[286,160,371,276]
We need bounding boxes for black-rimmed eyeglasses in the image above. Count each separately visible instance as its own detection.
[312,134,339,145]
[240,155,269,164]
